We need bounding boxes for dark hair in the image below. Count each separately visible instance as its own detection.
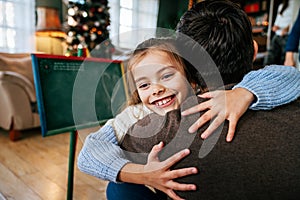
[176,0,254,85]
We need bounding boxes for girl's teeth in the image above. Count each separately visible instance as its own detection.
[156,97,171,106]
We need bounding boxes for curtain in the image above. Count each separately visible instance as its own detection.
[0,0,35,53]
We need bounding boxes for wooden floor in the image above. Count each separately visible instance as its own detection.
[0,127,107,200]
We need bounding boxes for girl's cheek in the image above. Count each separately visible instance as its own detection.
[137,90,147,102]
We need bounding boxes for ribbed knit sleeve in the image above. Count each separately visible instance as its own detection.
[77,125,130,182]
[234,65,300,110]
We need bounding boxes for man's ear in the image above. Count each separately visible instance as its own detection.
[253,40,258,61]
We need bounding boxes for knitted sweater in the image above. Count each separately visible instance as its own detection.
[78,65,300,182]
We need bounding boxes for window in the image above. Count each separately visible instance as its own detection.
[108,0,159,49]
[0,0,35,53]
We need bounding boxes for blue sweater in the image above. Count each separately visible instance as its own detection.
[78,65,300,182]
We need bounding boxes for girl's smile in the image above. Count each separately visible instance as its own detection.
[151,94,176,108]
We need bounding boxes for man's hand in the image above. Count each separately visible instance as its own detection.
[119,142,197,200]
[181,88,254,142]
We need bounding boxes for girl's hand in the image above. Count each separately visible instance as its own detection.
[143,142,197,200]
[181,88,254,142]
[119,142,197,200]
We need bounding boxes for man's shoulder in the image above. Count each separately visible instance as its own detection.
[236,97,300,138]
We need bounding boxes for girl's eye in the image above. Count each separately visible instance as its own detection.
[137,82,150,89]
[162,73,174,80]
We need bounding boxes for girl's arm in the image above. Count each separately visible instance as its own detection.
[182,65,300,141]
[234,65,300,110]
[77,104,151,182]
[77,125,130,182]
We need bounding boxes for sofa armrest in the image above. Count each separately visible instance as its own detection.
[0,71,40,132]
[0,71,36,102]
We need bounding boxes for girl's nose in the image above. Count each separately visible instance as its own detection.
[152,84,165,96]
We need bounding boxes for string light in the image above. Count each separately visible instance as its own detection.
[68,8,75,16]
[64,0,114,58]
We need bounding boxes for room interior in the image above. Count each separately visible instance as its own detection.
[0,0,297,199]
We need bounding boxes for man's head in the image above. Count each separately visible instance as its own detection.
[176,0,255,85]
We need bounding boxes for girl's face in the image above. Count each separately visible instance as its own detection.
[131,51,190,115]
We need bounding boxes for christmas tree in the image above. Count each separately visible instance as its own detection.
[64,0,114,58]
